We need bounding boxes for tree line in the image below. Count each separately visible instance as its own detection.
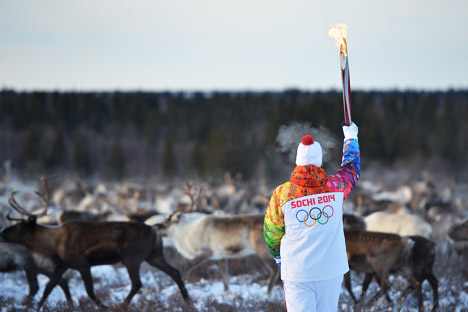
[0,89,466,184]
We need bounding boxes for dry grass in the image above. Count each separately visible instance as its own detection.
[0,244,466,311]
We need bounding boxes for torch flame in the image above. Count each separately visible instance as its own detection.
[329,23,352,126]
[328,23,348,57]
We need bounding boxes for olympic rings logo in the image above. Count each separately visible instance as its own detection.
[295,205,334,227]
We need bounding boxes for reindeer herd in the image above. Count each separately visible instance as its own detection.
[0,175,467,311]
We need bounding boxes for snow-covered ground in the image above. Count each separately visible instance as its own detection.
[0,256,467,312]
[0,263,286,311]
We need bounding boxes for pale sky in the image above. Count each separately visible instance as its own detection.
[1,0,467,91]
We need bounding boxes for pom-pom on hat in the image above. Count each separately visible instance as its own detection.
[295,135,323,167]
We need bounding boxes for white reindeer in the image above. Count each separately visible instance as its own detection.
[364,211,432,238]
[156,210,279,294]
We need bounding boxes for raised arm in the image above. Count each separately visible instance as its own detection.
[327,122,360,200]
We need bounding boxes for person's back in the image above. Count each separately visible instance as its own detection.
[264,122,360,312]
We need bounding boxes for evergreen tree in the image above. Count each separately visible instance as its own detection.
[190,140,204,176]
[203,129,227,178]
[73,131,93,176]
[20,124,40,174]
[162,131,177,179]
[106,138,126,180]
[144,108,159,146]
[42,128,68,171]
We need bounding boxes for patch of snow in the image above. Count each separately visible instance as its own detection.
[1,264,466,311]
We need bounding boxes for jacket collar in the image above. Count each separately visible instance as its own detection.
[290,165,327,187]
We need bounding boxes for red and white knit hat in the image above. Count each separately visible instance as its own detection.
[295,135,322,167]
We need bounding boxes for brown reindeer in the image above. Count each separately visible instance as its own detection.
[343,230,438,312]
[447,219,468,258]
[344,230,414,304]
[448,219,468,242]
[0,178,189,309]
[0,241,73,305]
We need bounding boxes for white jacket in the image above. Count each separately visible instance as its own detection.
[280,192,349,282]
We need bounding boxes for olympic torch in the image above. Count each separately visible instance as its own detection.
[329,23,352,126]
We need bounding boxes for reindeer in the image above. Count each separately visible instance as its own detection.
[57,210,131,224]
[155,182,280,294]
[343,213,366,231]
[401,235,439,311]
[0,241,73,305]
[0,178,190,309]
[364,211,433,238]
[448,219,468,242]
[343,230,438,312]
[447,219,468,258]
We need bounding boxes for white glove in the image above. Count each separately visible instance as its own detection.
[343,122,358,139]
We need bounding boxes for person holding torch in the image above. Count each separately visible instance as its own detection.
[264,23,359,311]
[264,122,360,311]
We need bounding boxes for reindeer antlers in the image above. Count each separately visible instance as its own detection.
[185,181,203,212]
[5,211,24,222]
[8,177,52,219]
[34,177,51,215]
